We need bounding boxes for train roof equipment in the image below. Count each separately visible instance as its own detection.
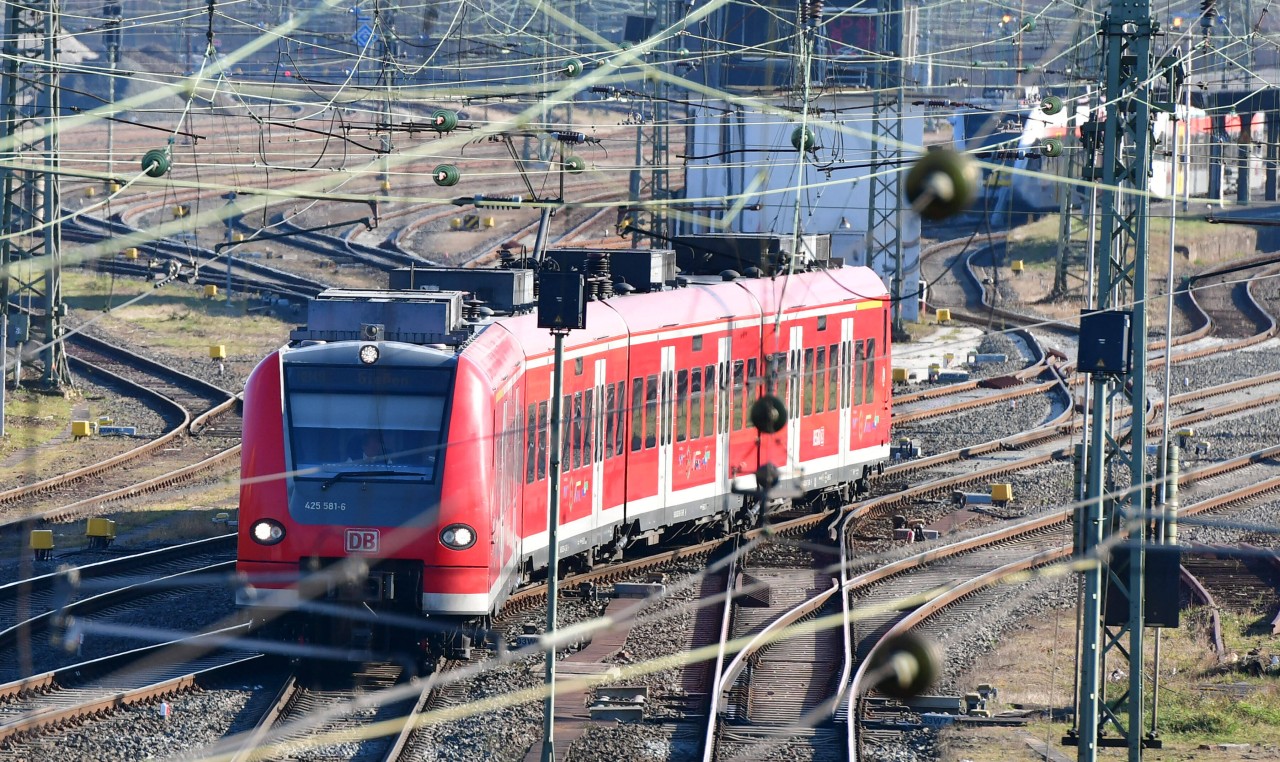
[387,267,535,314]
[290,288,473,346]
[671,233,832,277]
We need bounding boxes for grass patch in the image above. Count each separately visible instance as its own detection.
[0,387,74,458]
[61,269,290,362]
[1002,214,1241,272]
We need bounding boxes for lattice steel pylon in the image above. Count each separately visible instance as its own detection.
[0,0,68,388]
[1074,0,1170,758]
[1050,14,1100,301]
[865,0,904,335]
[628,0,674,246]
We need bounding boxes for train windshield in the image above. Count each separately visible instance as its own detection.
[283,365,452,481]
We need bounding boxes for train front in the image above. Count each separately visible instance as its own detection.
[235,289,496,655]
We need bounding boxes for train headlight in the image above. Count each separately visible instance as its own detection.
[250,519,286,546]
[440,523,476,550]
[359,344,380,365]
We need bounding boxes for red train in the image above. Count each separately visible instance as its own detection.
[236,261,892,654]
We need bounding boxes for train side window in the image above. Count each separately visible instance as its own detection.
[865,338,876,404]
[815,347,826,414]
[584,389,595,466]
[676,369,689,442]
[854,341,865,406]
[572,392,583,470]
[720,361,731,435]
[615,381,627,456]
[631,378,644,452]
[761,354,774,401]
[732,360,745,431]
[645,374,659,449]
[525,403,538,484]
[746,357,759,426]
[605,384,617,459]
[841,340,852,409]
[803,348,815,415]
[828,343,839,411]
[662,370,674,447]
[563,394,575,469]
[704,365,717,436]
[537,401,548,480]
[690,368,703,439]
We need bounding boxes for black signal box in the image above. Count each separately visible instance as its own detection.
[537,272,587,330]
[1078,310,1132,375]
[1104,543,1181,628]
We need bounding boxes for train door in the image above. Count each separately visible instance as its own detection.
[839,318,853,471]
[787,325,803,469]
[658,345,676,511]
[716,336,731,497]
[592,359,606,534]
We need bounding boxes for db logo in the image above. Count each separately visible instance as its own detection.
[345,528,379,553]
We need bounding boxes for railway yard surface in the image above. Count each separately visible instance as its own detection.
[4,118,1280,762]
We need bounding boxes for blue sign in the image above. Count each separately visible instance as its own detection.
[353,22,376,48]
[352,14,377,48]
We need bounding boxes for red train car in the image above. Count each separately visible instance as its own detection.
[236,264,892,652]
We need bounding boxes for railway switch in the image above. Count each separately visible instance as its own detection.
[29,530,54,560]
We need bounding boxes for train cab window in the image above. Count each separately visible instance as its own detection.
[537,401,548,480]
[645,374,659,449]
[586,389,593,468]
[690,368,703,439]
[703,365,716,436]
[732,360,745,431]
[283,365,450,481]
[676,370,689,442]
[803,348,815,416]
[865,338,876,404]
[631,378,644,452]
[815,347,826,414]
[854,341,865,406]
[827,343,839,411]
[525,403,538,484]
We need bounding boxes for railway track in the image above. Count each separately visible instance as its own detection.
[7,371,1280,759]
[224,663,412,762]
[0,631,265,748]
[0,535,235,655]
[0,334,242,531]
[704,539,845,761]
[0,229,1274,758]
